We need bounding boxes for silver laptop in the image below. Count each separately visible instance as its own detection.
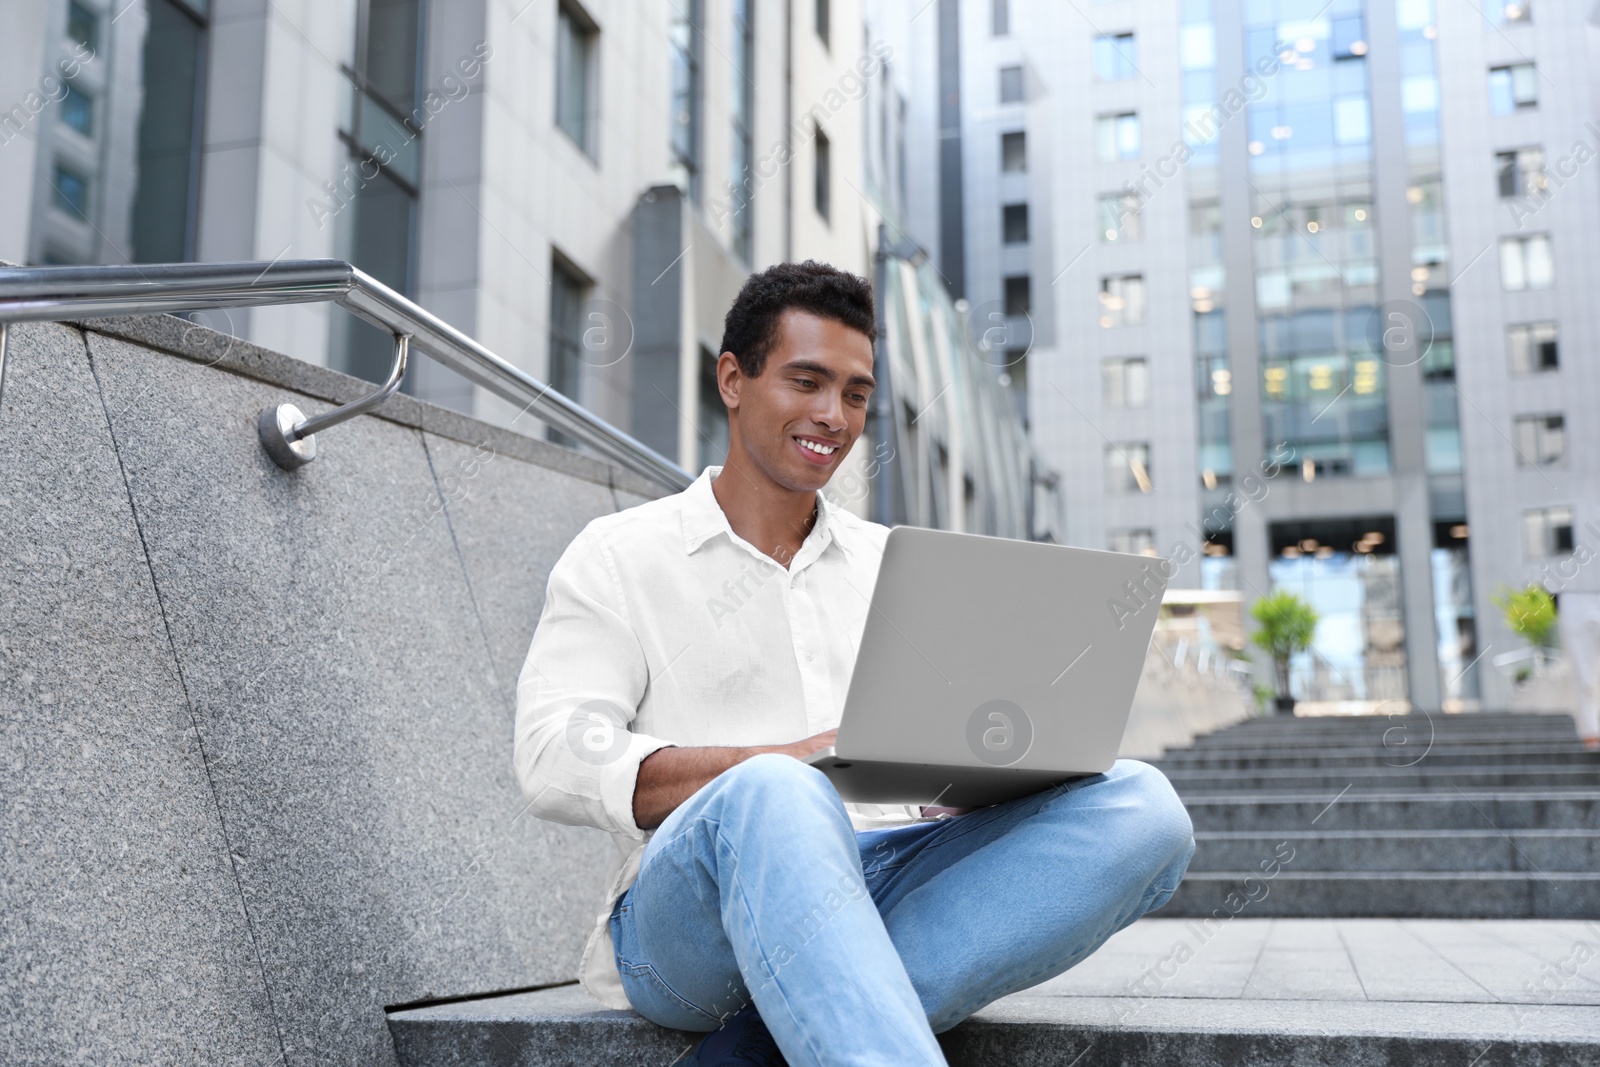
[804,526,1167,808]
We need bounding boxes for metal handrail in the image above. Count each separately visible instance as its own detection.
[0,259,692,492]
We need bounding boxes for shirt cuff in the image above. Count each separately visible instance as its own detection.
[600,733,678,840]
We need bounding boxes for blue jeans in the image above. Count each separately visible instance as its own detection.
[609,753,1195,1065]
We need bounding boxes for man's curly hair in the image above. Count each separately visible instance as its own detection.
[718,260,877,378]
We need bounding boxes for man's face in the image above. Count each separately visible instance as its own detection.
[721,309,876,492]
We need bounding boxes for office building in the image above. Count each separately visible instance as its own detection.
[0,0,1051,534]
[904,0,1600,710]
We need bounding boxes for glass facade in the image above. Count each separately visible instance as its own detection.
[556,2,596,154]
[1263,519,1409,705]
[729,0,753,260]
[872,254,1050,538]
[1245,0,1384,481]
[546,258,587,449]
[330,0,424,386]
[669,0,702,202]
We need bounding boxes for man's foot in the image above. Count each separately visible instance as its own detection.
[686,1003,788,1066]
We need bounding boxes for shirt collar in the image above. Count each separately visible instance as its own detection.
[680,465,846,566]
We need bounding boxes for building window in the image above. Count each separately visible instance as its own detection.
[813,125,830,221]
[1095,112,1140,162]
[59,82,93,136]
[669,0,702,201]
[548,257,589,447]
[815,0,829,46]
[1496,147,1546,199]
[730,0,754,260]
[1507,321,1558,373]
[1105,442,1152,494]
[1108,528,1157,555]
[131,0,209,264]
[1103,357,1149,409]
[1483,1,1532,25]
[556,1,598,156]
[1488,63,1537,114]
[1002,202,1029,244]
[1099,274,1145,327]
[51,164,88,217]
[992,0,1010,35]
[1093,33,1137,82]
[1003,274,1031,316]
[698,345,729,470]
[66,1,98,51]
[1523,506,1573,558]
[1514,414,1565,467]
[331,0,423,384]
[1098,192,1141,242]
[999,65,1024,103]
[1001,130,1026,172]
[1500,234,1553,291]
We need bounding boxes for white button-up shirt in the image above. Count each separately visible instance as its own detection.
[514,466,923,1010]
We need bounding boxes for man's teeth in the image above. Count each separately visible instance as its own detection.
[798,439,836,455]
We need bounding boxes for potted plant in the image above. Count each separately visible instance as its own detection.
[1492,584,1558,683]
[1250,590,1320,715]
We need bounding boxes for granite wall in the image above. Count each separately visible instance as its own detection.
[0,315,665,1066]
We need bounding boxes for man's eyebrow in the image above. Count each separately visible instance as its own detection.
[782,358,876,389]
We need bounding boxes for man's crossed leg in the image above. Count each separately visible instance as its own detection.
[608,753,1195,1065]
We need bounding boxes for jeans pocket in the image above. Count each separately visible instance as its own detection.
[610,894,725,1031]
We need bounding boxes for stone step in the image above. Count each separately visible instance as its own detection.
[1165,764,1600,793]
[1158,871,1600,920]
[1158,743,1597,770]
[389,992,1600,1067]
[1222,712,1574,729]
[388,919,1600,1066]
[1187,729,1579,751]
[1199,712,1574,730]
[1182,790,1600,832]
[1187,829,1600,873]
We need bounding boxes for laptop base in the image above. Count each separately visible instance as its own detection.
[802,750,1098,808]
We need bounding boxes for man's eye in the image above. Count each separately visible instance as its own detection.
[848,393,869,404]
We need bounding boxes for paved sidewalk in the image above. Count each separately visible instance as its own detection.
[388,918,1600,1065]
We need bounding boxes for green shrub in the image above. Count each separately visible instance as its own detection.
[1250,590,1320,704]
[1492,584,1557,649]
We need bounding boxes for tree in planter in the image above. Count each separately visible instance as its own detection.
[1250,590,1320,715]
[1492,584,1558,683]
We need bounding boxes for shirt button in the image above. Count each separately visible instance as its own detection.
[806,651,815,662]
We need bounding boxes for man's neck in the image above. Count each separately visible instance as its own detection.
[710,458,818,569]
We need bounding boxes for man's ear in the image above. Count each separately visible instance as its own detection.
[717,351,743,411]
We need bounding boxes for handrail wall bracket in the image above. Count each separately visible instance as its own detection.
[258,332,410,470]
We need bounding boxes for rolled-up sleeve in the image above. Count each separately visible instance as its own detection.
[514,526,676,840]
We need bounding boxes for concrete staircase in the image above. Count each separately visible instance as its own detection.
[385,712,1600,1065]
[1154,711,1600,920]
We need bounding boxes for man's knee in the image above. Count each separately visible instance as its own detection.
[718,750,832,790]
[703,751,845,817]
[1087,759,1195,865]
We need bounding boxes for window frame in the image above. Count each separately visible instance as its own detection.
[1002,201,1029,244]
[1513,413,1565,468]
[999,65,1024,104]
[813,123,831,222]
[1103,356,1150,409]
[1105,441,1153,494]
[1000,130,1027,173]
[1487,63,1538,115]
[556,0,600,158]
[1507,321,1559,374]
[1099,273,1146,327]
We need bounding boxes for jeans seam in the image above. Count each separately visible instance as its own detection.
[613,905,728,1028]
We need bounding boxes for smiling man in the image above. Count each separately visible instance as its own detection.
[514,261,1194,1066]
